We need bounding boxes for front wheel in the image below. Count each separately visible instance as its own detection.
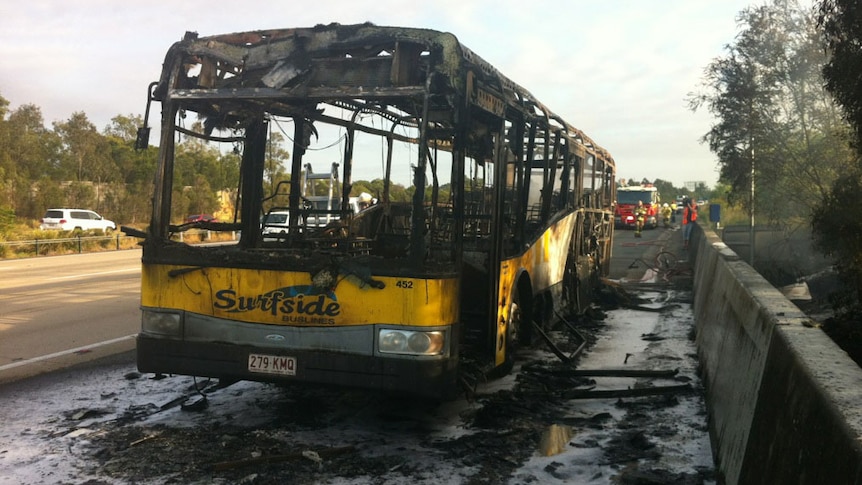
[499,289,529,375]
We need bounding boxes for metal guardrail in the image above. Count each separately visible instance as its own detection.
[0,234,138,256]
[0,230,240,258]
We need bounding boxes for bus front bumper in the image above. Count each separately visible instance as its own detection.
[136,334,460,400]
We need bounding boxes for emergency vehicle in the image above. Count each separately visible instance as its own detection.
[614,185,660,229]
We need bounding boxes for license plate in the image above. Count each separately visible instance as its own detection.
[248,353,296,376]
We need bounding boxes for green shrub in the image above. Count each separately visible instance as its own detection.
[812,171,862,315]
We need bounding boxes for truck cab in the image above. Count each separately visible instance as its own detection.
[614,185,660,229]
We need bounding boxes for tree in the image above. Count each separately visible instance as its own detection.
[264,129,290,195]
[163,122,244,221]
[51,112,122,216]
[103,115,158,224]
[53,112,114,183]
[811,173,862,312]
[819,0,862,149]
[651,179,681,203]
[103,114,141,143]
[0,94,10,209]
[0,96,169,225]
[1,103,63,217]
[814,0,862,314]
[64,181,97,210]
[690,0,854,225]
[7,105,59,179]
[180,175,219,218]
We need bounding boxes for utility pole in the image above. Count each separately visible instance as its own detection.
[749,144,755,266]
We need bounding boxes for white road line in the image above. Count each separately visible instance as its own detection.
[48,267,140,280]
[0,334,137,371]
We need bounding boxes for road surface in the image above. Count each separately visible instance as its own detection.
[609,222,681,280]
[0,249,142,384]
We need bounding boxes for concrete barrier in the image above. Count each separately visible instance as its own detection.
[690,223,862,484]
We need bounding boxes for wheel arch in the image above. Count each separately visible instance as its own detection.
[513,270,534,326]
[492,268,535,376]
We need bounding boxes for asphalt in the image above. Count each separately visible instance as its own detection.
[608,221,690,285]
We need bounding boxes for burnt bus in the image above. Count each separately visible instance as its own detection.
[132,24,616,399]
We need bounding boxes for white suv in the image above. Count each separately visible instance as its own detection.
[39,208,117,232]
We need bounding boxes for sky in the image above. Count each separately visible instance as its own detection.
[0,0,789,188]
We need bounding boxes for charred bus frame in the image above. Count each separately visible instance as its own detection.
[134,23,616,399]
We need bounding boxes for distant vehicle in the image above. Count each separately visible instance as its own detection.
[260,211,291,237]
[262,197,362,238]
[184,214,216,223]
[675,196,685,214]
[615,186,660,229]
[39,208,116,233]
[303,197,362,228]
[299,162,363,228]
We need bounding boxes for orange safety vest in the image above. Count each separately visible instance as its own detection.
[683,204,697,224]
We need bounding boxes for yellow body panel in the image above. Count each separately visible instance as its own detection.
[493,213,577,365]
[141,265,459,327]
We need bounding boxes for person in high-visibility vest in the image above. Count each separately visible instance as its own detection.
[634,200,647,237]
[682,198,698,249]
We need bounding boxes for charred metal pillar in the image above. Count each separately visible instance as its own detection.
[152,103,179,239]
[238,117,268,248]
[409,88,432,266]
[288,116,309,233]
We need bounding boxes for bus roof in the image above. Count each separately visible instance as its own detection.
[153,23,612,164]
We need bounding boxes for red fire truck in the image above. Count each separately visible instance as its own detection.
[614,185,660,229]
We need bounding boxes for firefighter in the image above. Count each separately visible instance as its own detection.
[661,203,672,228]
[634,200,647,237]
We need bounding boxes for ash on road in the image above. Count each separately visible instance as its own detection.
[0,279,715,484]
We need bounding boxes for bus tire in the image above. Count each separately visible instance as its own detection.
[502,287,530,375]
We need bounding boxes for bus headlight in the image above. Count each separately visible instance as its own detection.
[378,329,445,356]
[141,310,182,337]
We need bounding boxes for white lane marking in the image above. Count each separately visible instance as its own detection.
[48,267,140,280]
[0,334,137,371]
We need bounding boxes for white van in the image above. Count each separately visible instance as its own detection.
[303,197,363,228]
[261,211,291,237]
[39,208,117,232]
